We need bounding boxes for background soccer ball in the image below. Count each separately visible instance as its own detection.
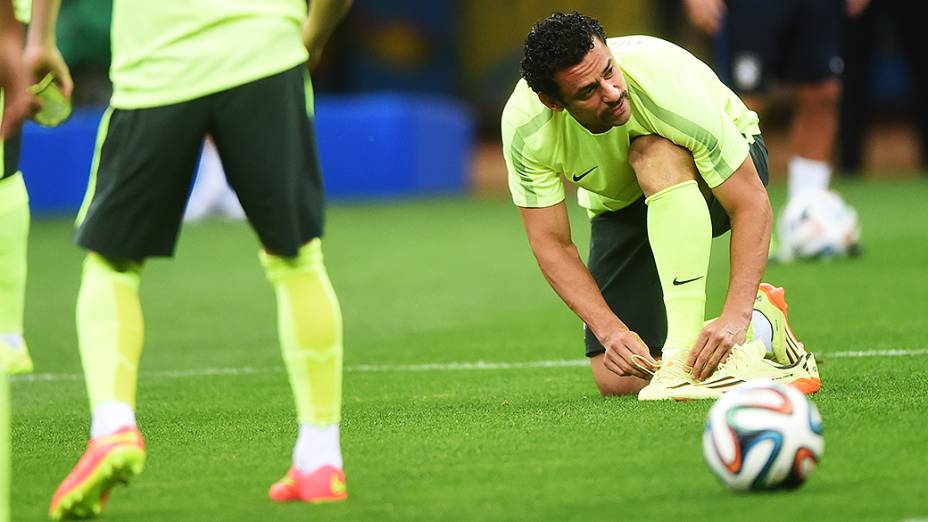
[702,381,824,491]
[777,189,861,261]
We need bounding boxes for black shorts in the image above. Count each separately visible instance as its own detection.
[2,133,21,179]
[584,135,768,357]
[75,65,324,259]
[717,0,844,93]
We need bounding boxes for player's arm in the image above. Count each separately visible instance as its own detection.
[0,0,28,137]
[518,202,656,379]
[302,0,353,71]
[682,0,726,35]
[687,154,772,379]
[23,0,72,95]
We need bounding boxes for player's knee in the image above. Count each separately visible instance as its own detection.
[590,355,648,396]
[85,252,142,276]
[628,135,698,196]
[797,79,840,110]
[260,238,326,283]
[594,374,647,397]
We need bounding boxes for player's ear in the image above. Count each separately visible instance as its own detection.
[538,92,564,111]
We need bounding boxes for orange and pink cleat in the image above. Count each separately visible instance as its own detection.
[269,465,348,504]
[48,426,146,520]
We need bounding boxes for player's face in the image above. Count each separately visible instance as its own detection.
[544,37,630,133]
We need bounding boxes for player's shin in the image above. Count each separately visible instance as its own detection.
[77,253,143,436]
[645,180,711,358]
[261,239,343,473]
[0,174,31,374]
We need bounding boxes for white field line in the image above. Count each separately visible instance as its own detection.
[10,348,927,384]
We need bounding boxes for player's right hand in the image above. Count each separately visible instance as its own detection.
[599,329,657,380]
[682,0,726,35]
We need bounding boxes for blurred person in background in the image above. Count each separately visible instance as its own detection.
[1,0,72,376]
[0,0,42,378]
[183,136,246,223]
[683,0,869,259]
[27,0,354,519]
[839,0,928,173]
[0,3,30,519]
[2,2,70,521]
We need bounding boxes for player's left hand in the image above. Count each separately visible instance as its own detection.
[687,315,749,381]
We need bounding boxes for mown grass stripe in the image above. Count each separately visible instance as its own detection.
[10,348,927,384]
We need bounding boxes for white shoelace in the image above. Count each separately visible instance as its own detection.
[630,354,693,382]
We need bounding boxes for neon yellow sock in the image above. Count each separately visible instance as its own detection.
[0,174,29,336]
[1,373,9,522]
[646,180,711,353]
[76,254,144,409]
[261,239,342,426]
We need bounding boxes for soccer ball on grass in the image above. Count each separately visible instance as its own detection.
[702,380,824,491]
[777,189,860,261]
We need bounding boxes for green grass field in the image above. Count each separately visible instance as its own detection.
[10,179,928,521]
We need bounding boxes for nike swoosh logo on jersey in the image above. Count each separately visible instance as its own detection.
[672,276,704,286]
[571,166,598,182]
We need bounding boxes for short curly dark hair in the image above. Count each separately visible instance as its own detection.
[520,12,607,100]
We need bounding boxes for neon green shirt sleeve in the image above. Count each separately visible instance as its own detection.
[501,92,566,209]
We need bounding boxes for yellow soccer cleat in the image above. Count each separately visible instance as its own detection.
[637,350,701,401]
[754,283,809,365]
[49,427,146,520]
[689,341,821,400]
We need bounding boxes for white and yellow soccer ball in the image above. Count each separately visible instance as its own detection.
[702,380,824,491]
[777,189,860,261]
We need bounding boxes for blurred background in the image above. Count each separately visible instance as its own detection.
[21,0,927,213]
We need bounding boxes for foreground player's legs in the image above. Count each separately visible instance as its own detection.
[77,254,143,436]
[629,137,711,399]
[49,253,146,520]
[0,173,32,375]
[263,239,346,503]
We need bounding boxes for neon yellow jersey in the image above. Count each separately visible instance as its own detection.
[109,0,308,109]
[502,36,761,216]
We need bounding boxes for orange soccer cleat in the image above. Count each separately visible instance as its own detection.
[48,426,146,520]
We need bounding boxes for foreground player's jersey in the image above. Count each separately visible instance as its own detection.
[502,36,761,216]
[109,0,308,109]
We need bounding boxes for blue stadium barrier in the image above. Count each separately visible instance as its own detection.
[19,93,474,215]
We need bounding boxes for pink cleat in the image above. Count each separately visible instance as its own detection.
[269,465,348,504]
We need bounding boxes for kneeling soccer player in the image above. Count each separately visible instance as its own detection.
[38,0,354,518]
[502,12,820,399]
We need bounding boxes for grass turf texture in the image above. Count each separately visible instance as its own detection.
[10,179,928,521]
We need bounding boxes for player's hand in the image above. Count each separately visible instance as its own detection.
[687,314,748,381]
[22,42,73,98]
[682,0,726,35]
[600,329,657,380]
[306,45,324,72]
